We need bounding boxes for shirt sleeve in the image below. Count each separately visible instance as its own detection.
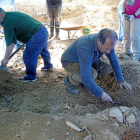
[4,25,17,46]
[77,48,103,98]
[106,49,124,82]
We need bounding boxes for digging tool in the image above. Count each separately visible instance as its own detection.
[113,101,119,106]
[0,40,52,71]
[0,43,25,71]
[66,121,84,132]
[66,121,94,140]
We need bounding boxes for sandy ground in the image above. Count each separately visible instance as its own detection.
[0,1,140,140]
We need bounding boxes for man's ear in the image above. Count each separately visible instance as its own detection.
[97,39,100,44]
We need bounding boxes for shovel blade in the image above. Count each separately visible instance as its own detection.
[0,65,8,71]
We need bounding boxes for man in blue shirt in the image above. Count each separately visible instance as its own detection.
[61,28,132,102]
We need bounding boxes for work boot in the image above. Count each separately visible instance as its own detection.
[49,33,54,39]
[19,76,37,82]
[56,33,60,40]
[41,66,54,71]
[64,76,79,94]
[55,28,60,40]
[49,27,54,39]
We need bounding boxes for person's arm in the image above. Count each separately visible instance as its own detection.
[78,48,113,102]
[134,8,140,17]
[127,8,140,21]
[106,49,124,82]
[1,43,15,66]
[122,0,127,14]
[106,49,132,90]
[78,48,104,97]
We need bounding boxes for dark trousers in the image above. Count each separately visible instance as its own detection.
[46,2,62,34]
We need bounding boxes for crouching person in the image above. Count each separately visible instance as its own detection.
[61,28,132,102]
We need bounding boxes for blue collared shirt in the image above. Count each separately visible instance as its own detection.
[61,33,124,97]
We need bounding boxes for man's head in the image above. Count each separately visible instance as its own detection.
[97,28,118,54]
[0,8,6,26]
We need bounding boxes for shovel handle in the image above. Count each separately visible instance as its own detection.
[9,43,25,60]
[66,121,81,132]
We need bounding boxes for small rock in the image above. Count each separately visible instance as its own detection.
[84,135,93,140]
[66,132,69,135]
[47,122,51,124]
[126,113,136,124]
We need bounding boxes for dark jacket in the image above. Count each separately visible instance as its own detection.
[46,0,62,5]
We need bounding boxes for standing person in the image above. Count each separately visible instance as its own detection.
[61,28,132,102]
[117,0,124,44]
[122,0,140,61]
[46,0,62,40]
[0,8,53,82]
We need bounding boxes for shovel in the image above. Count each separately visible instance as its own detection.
[66,121,94,140]
[0,43,25,71]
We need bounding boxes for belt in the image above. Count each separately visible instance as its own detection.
[31,24,44,36]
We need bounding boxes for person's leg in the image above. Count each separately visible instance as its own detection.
[122,16,132,54]
[92,59,111,76]
[47,4,54,38]
[64,63,97,85]
[63,63,97,94]
[130,19,140,61]
[22,27,48,81]
[54,3,62,39]
[40,29,53,70]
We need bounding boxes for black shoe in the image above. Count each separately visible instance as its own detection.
[41,67,54,71]
[64,76,79,94]
[19,77,37,82]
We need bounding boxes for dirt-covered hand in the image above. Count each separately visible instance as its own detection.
[1,58,9,66]
[119,81,132,90]
[101,91,113,103]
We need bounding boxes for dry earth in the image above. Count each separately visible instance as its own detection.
[0,0,140,140]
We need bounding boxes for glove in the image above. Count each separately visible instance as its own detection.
[124,14,130,21]
[129,15,135,21]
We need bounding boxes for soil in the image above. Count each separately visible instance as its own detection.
[0,1,140,140]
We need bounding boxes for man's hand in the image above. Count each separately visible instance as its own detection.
[1,58,9,66]
[119,80,132,90]
[101,91,113,103]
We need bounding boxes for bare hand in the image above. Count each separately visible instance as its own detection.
[101,91,113,103]
[1,58,9,66]
[119,80,132,90]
